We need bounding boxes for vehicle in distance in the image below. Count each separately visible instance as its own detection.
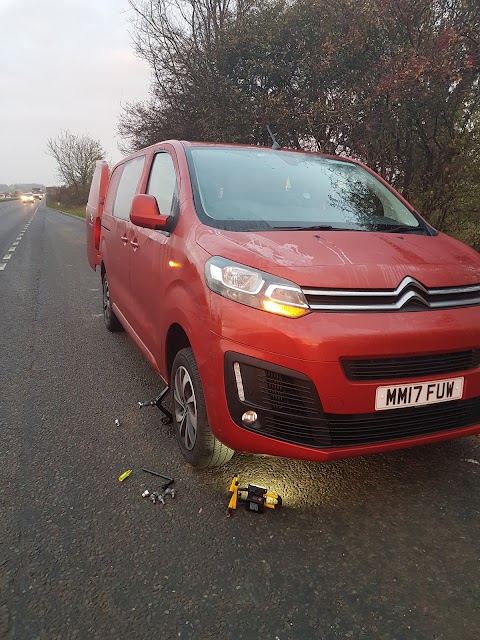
[86,141,480,468]
[21,193,35,204]
[31,187,44,200]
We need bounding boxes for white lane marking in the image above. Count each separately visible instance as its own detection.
[12,242,19,246]
[0,264,6,271]
[3,254,12,260]
[8,247,16,252]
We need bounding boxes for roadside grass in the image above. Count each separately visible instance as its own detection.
[46,200,86,219]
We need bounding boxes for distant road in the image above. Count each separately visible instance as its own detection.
[0,199,39,271]
[0,201,479,639]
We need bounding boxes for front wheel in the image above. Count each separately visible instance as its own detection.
[172,348,234,468]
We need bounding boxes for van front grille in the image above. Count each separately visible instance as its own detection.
[343,350,480,381]
[302,277,480,312]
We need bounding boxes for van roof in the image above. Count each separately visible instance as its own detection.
[118,139,360,169]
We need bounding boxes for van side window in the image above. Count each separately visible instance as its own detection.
[146,153,178,217]
[113,155,145,220]
[104,165,122,215]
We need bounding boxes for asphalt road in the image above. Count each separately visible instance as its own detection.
[0,200,479,640]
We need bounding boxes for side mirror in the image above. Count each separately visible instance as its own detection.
[130,194,170,230]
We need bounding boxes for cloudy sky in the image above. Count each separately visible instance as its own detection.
[0,0,151,186]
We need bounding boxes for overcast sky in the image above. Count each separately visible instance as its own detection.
[0,0,151,186]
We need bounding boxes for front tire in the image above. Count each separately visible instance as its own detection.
[102,272,122,332]
[172,348,234,468]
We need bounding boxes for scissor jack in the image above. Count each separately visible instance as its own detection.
[138,386,173,425]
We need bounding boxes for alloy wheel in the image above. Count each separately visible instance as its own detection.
[103,277,111,322]
[173,366,198,451]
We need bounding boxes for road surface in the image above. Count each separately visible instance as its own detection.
[0,199,479,639]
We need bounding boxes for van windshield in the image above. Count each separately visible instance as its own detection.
[187,147,428,233]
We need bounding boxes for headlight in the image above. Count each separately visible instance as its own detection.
[205,257,310,318]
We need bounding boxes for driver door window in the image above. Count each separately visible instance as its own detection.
[113,155,145,220]
[146,153,178,217]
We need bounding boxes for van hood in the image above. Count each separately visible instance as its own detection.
[196,227,480,289]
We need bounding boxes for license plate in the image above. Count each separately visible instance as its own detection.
[375,377,464,411]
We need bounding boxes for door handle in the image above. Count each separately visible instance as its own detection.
[121,235,128,243]
[131,240,139,249]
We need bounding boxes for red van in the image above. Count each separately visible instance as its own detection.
[86,141,480,468]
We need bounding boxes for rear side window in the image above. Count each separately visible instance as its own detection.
[87,169,101,208]
[113,155,145,220]
[87,162,107,209]
[146,153,178,217]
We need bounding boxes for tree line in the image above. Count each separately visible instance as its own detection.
[118,0,480,248]
[45,0,479,246]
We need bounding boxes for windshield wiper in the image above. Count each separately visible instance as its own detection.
[378,225,427,234]
[268,225,350,231]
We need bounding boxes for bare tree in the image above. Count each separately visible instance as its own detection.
[46,131,105,202]
[118,0,260,151]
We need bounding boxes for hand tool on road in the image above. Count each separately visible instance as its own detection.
[226,474,282,515]
[142,468,175,490]
[226,474,239,517]
[138,386,173,425]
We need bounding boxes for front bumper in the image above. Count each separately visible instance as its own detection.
[200,301,480,461]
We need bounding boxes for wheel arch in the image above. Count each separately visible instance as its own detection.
[166,323,192,381]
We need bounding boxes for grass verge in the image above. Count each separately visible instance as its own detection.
[46,200,86,219]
